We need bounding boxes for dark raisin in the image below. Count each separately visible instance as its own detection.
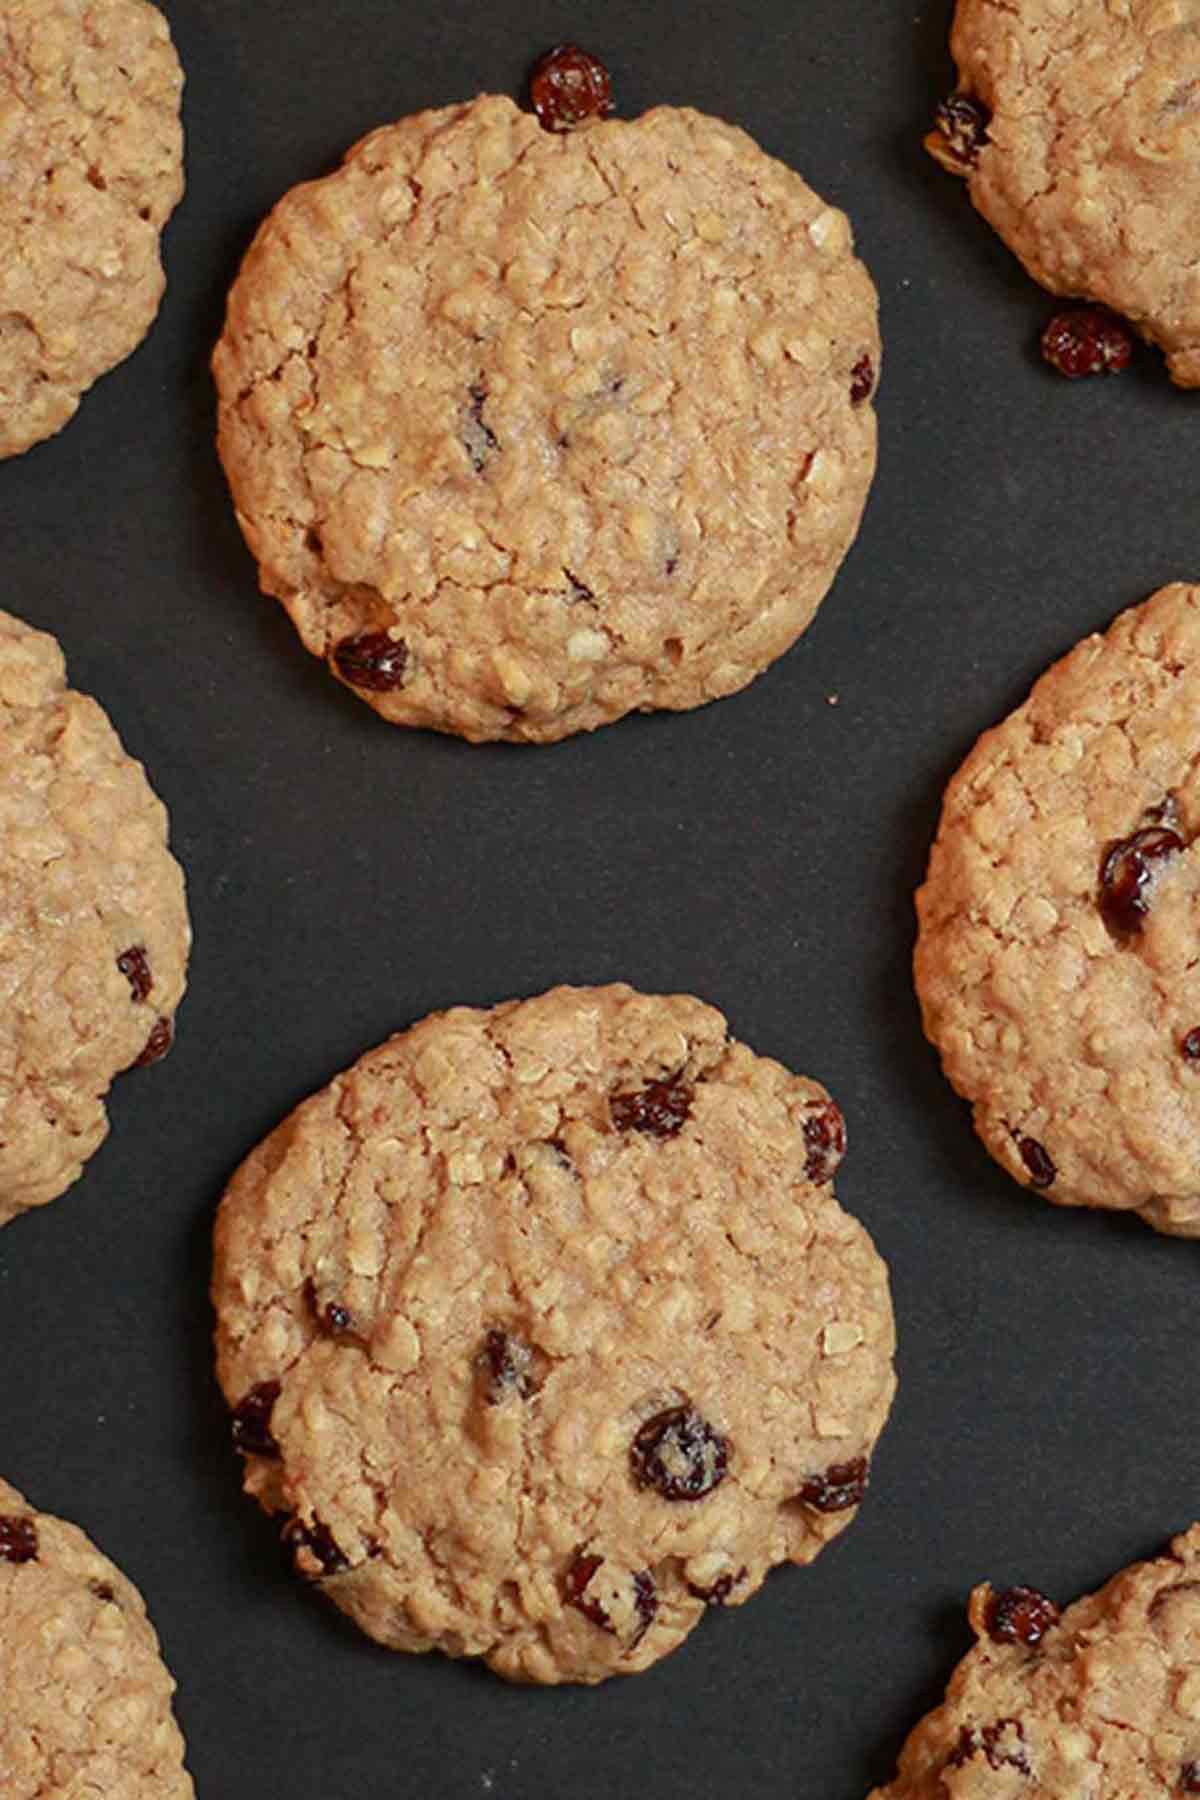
[797,1456,869,1513]
[116,945,152,1002]
[564,1552,609,1628]
[1181,1030,1200,1061]
[687,1565,747,1607]
[463,381,500,472]
[333,631,409,693]
[481,1328,537,1403]
[231,1380,282,1458]
[948,1719,1029,1776]
[850,354,875,406]
[986,1585,1060,1647]
[630,1406,728,1502]
[1100,823,1184,935]
[803,1100,846,1183]
[0,1515,38,1563]
[132,1016,173,1067]
[305,1279,355,1337]
[1182,1762,1200,1792]
[283,1515,349,1577]
[610,1075,693,1138]
[629,1569,658,1648]
[927,93,991,174]
[1041,305,1134,379]
[529,44,612,133]
[1015,1134,1056,1190]
[90,1579,117,1603]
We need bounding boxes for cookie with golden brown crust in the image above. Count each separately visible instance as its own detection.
[927,0,1200,386]
[213,92,879,742]
[0,1475,194,1798]
[212,984,895,1683]
[870,1525,1200,1799]
[0,0,184,456]
[915,581,1200,1237]
[0,610,189,1226]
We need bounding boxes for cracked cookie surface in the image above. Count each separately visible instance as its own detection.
[869,1524,1200,1798]
[211,984,895,1683]
[0,1475,194,1798]
[915,582,1200,1236]
[0,0,184,457]
[931,0,1200,386]
[0,610,190,1226]
[212,94,879,742]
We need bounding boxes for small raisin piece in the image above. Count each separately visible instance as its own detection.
[90,1579,117,1603]
[463,381,500,472]
[0,1515,38,1563]
[529,45,612,133]
[564,1552,609,1628]
[333,631,409,693]
[116,945,152,1003]
[231,1380,282,1458]
[132,1016,173,1068]
[629,1569,658,1648]
[1041,305,1134,379]
[948,1720,1029,1775]
[283,1515,349,1577]
[610,1075,693,1138]
[687,1565,747,1607]
[926,94,991,175]
[1100,823,1184,935]
[631,1406,729,1502]
[803,1101,846,1183]
[1182,1030,1200,1061]
[850,354,875,406]
[986,1585,1060,1647]
[1015,1135,1056,1190]
[480,1328,537,1402]
[1182,1762,1200,1793]
[305,1279,355,1337]
[797,1457,869,1513]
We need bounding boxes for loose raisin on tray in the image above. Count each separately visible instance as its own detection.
[333,631,409,693]
[117,945,152,1002]
[986,1585,1059,1647]
[530,45,612,133]
[1100,823,1184,936]
[797,1457,869,1513]
[631,1406,729,1501]
[0,1515,38,1563]
[610,1076,693,1138]
[231,1380,282,1458]
[927,94,991,174]
[1042,305,1134,379]
[803,1100,846,1183]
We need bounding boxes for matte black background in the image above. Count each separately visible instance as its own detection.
[2,2,1198,1795]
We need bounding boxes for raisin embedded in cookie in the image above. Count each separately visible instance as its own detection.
[926,2,1200,386]
[869,1525,1200,1797]
[0,1475,194,1797]
[212,984,896,1684]
[0,0,185,457]
[914,582,1200,1237]
[212,87,880,742]
[0,610,190,1226]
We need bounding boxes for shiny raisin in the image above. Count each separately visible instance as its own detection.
[927,94,991,174]
[0,1515,37,1562]
[284,1515,349,1577]
[803,1101,846,1183]
[529,44,612,132]
[797,1456,869,1513]
[1182,1030,1200,1061]
[333,631,409,692]
[132,1016,173,1067]
[481,1328,538,1402]
[1042,305,1134,379]
[116,945,152,1002]
[850,355,875,406]
[1100,823,1184,935]
[986,1585,1059,1647]
[631,1406,728,1501]
[610,1075,692,1138]
[563,1553,657,1645]
[305,1279,355,1337]
[231,1380,282,1457]
[1016,1135,1056,1190]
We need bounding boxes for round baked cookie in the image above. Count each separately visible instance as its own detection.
[212,984,896,1684]
[0,0,184,458]
[0,1475,194,1797]
[869,1524,1200,1798]
[927,1,1200,386]
[915,581,1200,1237]
[212,91,879,743]
[0,609,189,1226]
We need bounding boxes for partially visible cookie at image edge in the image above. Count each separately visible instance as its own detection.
[927,0,1200,386]
[213,81,879,742]
[0,0,185,458]
[0,1475,194,1798]
[212,983,896,1684]
[0,609,190,1226]
[869,1524,1200,1797]
[915,581,1200,1237]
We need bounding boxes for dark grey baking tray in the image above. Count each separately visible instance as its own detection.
[2,2,1198,1795]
